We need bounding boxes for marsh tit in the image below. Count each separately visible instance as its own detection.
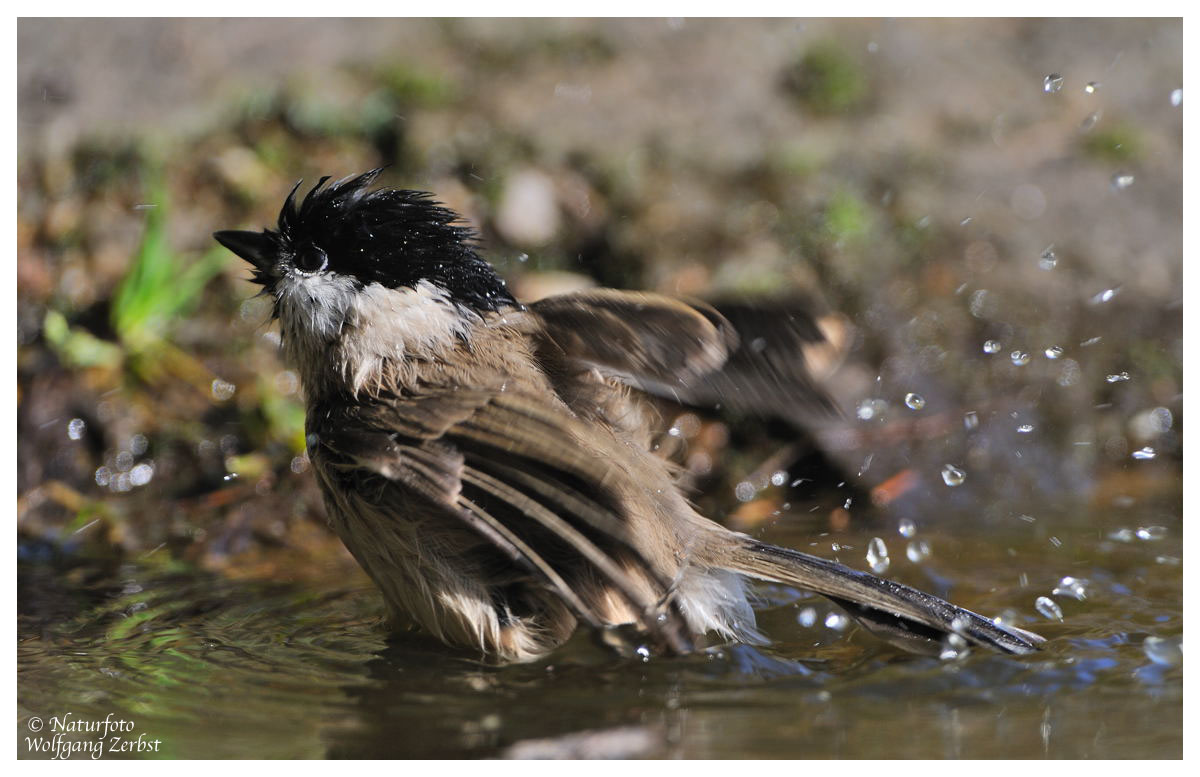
[214,169,1042,662]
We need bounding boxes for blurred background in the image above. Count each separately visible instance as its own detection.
[18,18,1181,759]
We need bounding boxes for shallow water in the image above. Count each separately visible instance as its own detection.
[18,483,1181,759]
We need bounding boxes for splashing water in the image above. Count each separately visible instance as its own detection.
[941,465,966,487]
[866,537,890,574]
[1035,596,1064,621]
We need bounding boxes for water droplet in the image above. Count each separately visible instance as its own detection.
[1108,528,1135,542]
[211,378,237,401]
[290,456,309,474]
[129,462,154,487]
[969,289,991,318]
[960,216,973,226]
[1052,576,1089,601]
[1136,525,1167,541]
[1131,446,1156,460]
[67,418,86,440]
[904,392,926,411]
[1043,73,1064,93]
[1057,359,1081,389]
[906,540,931,563]
[797,607,817,627]
[824,612,849,631]
[734,481,757,502]
[1039,245,1058,270]
[898,518,916,538]
[1035,596,1064,621]
[1106,372,1130,383]
[963,411,979,431]
[939,632,970,661]
[1015,424,1034,434]
[770,470,788,487]
[1010,351,1030,366]
[115,451,134,471]
[1143,636,1182,667]
[129,434,148,456]
[843,497,853,509]
[1080,111,1101,132]
[866,537,890,573]
[992,609,1021,629]
[1080,336,1102,347]
[635,645,651,662]
[516,253,529,263]
[1145,406,1171,432]
[1044,345,1064,359]
[983,339,1002,354]
[1170,88,1183,107]
[1084,81,1100,94]
[941,464,966,487]
[1111,173,1135,191]
[855,398,888,421]
[94,466,112,487]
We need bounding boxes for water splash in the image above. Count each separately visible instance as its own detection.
[1035,596,1064,621]
[866,537,890,574]
[941,464,966,487]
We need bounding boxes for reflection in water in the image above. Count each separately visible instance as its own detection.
[18,492,1181,759]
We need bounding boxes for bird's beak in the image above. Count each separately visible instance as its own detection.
[213,230,275,274]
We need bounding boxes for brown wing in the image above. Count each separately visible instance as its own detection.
[308,386,694,655]
[532,290,848,421]
[530,289,738,392]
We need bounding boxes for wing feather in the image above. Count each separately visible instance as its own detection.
[309,387,694,654]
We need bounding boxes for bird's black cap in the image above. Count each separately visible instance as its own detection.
[215,169,518,313]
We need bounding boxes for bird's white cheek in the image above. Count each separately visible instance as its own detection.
[273,276,475,396]
[273,272,359,378]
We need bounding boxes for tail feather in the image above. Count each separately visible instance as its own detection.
[731,540,1044,656]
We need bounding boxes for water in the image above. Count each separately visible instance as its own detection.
[18,487,1181,758]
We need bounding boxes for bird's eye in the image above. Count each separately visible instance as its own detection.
[294,246,328,274]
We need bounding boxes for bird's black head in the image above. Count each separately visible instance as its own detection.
[213,169,517,313]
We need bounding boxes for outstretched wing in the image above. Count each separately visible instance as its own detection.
[307,384,694,655]
[532,291,849,422]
